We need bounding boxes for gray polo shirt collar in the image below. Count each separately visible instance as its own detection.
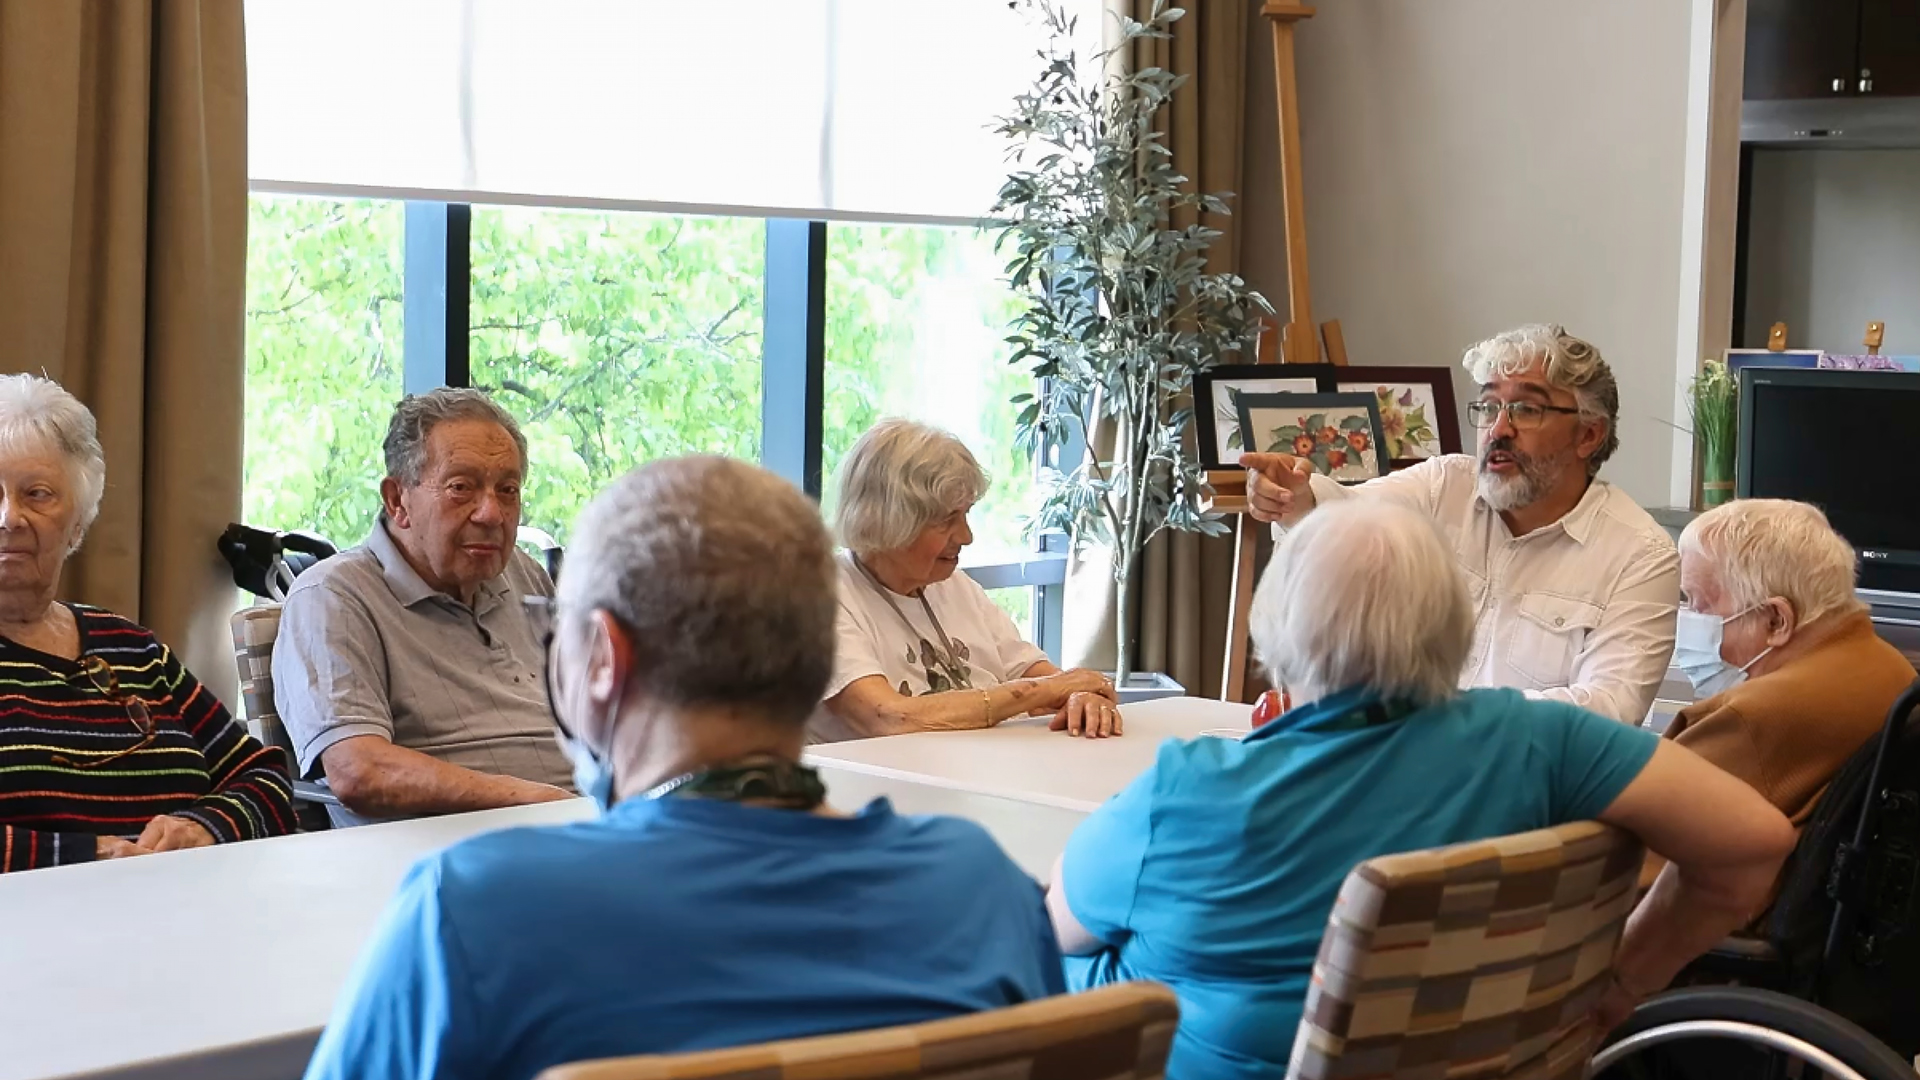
[364,515,512,613]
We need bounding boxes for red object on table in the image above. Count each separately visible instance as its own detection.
[1251,689,1286,729]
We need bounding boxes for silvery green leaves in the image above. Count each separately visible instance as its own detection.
[993,0,1272,679]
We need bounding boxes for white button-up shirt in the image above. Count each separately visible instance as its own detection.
[1293,455,1679,724]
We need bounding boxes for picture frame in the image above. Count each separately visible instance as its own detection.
[1192,364,1330,468]
[1234,391,1389,484]
[1819,354,1920,373]
[1328,365,1462,468]
[1725,348,1822,373]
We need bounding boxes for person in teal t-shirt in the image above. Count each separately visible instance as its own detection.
[304,458,1064,1080]
[1050,501,1796,1080]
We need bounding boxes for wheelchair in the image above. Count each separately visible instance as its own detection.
[1595,679,1920,1079]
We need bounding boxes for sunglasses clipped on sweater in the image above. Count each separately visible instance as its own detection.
[50,656,157,769]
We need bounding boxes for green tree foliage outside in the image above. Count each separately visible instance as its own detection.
[243,196,403,546]
[243,195,1037,624]
[468,205,765,539]
[821,221,1037,559]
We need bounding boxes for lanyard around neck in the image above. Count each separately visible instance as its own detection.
[851,556,967,682]
[644,756,826,810]
[1312,697,1423,732]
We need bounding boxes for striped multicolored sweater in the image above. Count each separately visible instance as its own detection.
[0,604,294,872]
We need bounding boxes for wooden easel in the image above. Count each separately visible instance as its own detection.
[1214,2,1334,703]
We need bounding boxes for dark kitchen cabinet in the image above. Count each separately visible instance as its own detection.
[1745,0,1862,99]
[1861,0,1920,96]
[1746,0,1920,98]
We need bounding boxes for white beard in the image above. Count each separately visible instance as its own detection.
[1477,468,1536,512]
[1476,444,1573,512]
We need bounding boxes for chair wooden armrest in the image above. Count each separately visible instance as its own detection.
[536,983,1179,1080]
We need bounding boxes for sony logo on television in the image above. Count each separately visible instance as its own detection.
[1861,550,1890,561]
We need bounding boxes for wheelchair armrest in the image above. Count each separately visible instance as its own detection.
[1708,936,1781,962]
[1674,934,1791,992]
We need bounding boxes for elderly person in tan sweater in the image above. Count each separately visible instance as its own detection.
[1646,499,1916,894]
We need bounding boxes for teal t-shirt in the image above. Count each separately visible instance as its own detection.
[1061,687,1658,1080]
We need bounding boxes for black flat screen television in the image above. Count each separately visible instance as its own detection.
[1737,367,1920,595]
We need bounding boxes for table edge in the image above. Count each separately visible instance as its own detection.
[805,753,1105,815]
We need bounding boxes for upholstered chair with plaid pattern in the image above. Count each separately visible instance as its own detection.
[1289,821,1643,1080]
[231,605,288,763]
[231,604,337,827]
[534,982,1180,1080]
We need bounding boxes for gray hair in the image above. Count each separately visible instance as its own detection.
[1253,501,1473,706]
[1680,499,1865,625]
[382,388,529,486]
[832,418,989,555]
[559,456,836,727]
[0,374,107,537]
[1461,323,1620,477]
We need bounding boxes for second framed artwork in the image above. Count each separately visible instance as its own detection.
[1194,364,1463,470]
[1234,392,1390,484]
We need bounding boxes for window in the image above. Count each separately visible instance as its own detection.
[246,1,1094,220]
[467,207,765,542]
[243,194,405,546]
[243,0,1098,657]
[241,199,1058,656]
[821,221,1038,629]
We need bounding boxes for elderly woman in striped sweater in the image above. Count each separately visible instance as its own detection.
[0,375,293,871]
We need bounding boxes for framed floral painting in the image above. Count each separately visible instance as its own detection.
[1331,366,1462,469]
[1234,391,1389,484]
[1196,363,1461,471]
[1192,364,1327,468]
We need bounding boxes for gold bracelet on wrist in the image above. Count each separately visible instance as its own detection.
[980,688,993,726]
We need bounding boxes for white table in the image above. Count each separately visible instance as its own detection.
[806,696,1252,877]
[0,697,1248,1080]
[0,800,594,1080]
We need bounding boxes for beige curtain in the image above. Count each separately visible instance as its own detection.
[1063,0,1249,698]
[0,0,248,706]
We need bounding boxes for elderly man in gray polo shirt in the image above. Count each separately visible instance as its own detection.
[273,389,574,827]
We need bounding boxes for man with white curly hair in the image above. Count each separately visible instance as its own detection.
[1243,323,1678,725]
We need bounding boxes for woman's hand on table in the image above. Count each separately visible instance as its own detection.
[95,836,154,860]
[1039,668,1116,701]
[1050,691,1122,738]
[1037,669,1121,738]
[136,815,216,853]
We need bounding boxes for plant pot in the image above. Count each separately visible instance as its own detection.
[1700,439,1736,508]
[1111,671,1186,704]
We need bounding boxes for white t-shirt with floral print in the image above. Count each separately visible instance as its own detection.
[813,551,1049,743]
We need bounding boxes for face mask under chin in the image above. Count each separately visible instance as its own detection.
[549,641,621,812]
[559,726,616,811]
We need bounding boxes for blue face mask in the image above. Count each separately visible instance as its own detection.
[1674,606,1773,699]
[534,601,618,813]
[558,728,616,813]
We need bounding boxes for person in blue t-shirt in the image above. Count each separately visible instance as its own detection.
[303,457,1066,1080]
[1050,501,1795,1080]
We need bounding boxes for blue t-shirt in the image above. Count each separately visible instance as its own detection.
[304,797,1065,1080]
[1061,687,1658,1080]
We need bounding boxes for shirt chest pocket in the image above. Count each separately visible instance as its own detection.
[1506,592,1604,689]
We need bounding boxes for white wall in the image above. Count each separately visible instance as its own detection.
[1241,0,1703,509]
[1743,149,1920,356]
